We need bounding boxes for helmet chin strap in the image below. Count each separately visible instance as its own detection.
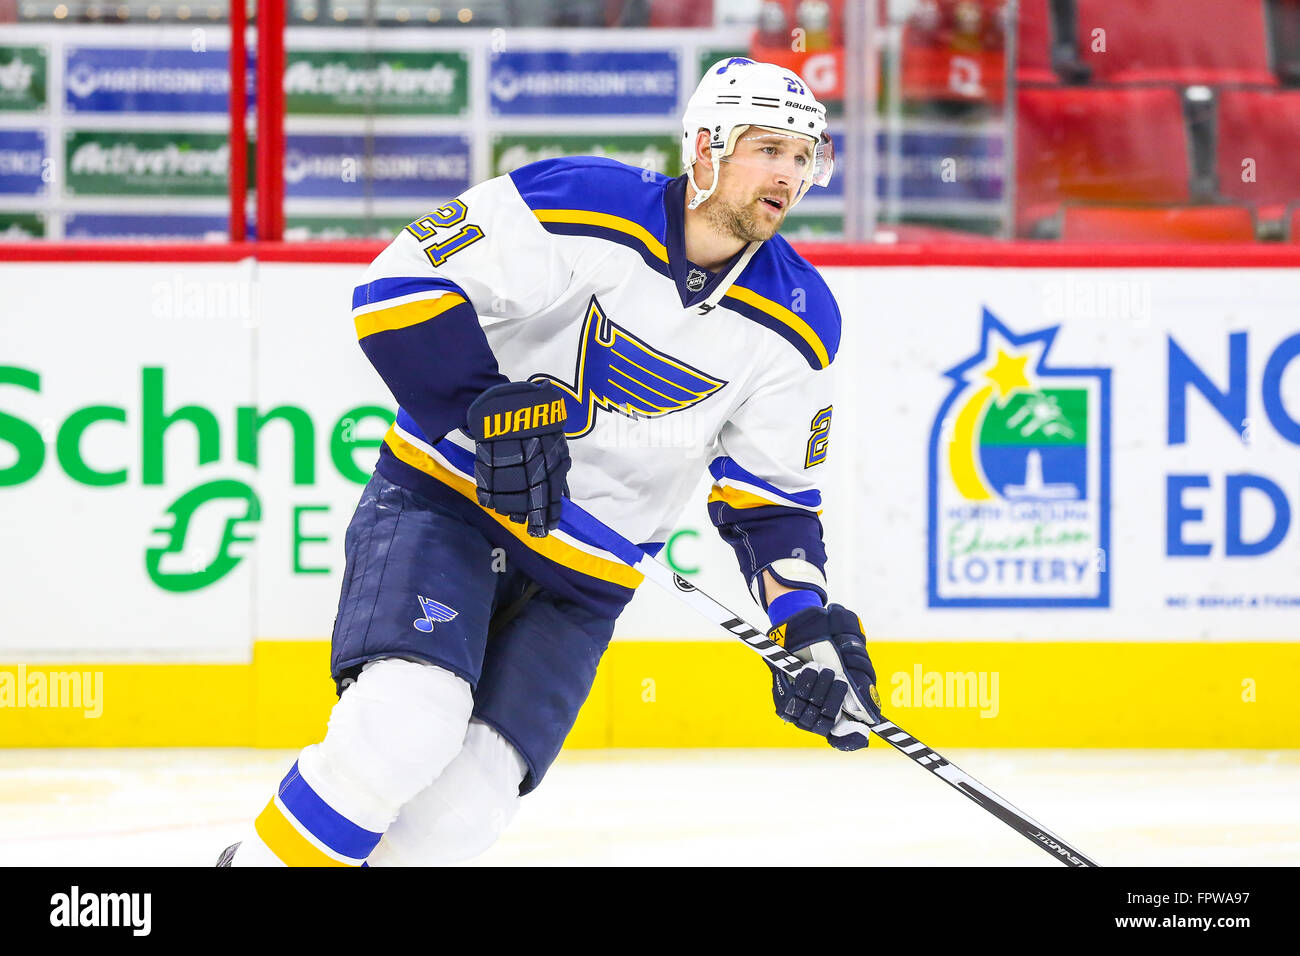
[686,144,726,210]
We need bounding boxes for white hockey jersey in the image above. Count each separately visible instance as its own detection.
[351,157,841,617]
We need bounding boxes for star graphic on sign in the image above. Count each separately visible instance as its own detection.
[984,348,1031,400]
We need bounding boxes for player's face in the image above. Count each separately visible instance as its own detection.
[708,127,815,242]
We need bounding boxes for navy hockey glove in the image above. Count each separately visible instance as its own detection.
[769,604,878,751]
[466,382,571,538]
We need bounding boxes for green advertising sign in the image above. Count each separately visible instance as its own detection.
[0,364,396,592]
[492,133,680,178]
[285,50,469,115]
[781,213,843,240]
[0,213,44,239]
[0,46,46,111]
[65,131,229,196]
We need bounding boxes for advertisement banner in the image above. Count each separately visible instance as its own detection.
[0,130,48,195]
[0,46,47,112]
[876,128,1004,201]
[0,213,44,238]
[284,134,470,199]
[64,213,229,240]
[488,50,679,115]
[2,262,1298,662]
[284,50,468,115]
[64,46,236,113]
[491,133,679,177]
[65,130,229,196]
[822,267,1300,639]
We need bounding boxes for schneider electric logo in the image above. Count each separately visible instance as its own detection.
[1,365,394,594]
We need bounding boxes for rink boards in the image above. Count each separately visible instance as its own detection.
[1,252,1297,747]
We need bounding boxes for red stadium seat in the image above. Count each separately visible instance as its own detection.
[1016,0,1057,84]
[1016,87,1190,235]
[1073,0,1276,86]
[1217,90,1300,207]
[1061,206,1257,242]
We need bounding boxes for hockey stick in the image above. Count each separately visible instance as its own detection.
[560,500,1100,868]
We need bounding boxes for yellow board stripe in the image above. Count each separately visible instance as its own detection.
[533,208,669,264]
[725,284,830,369]
[353,293,466,341]
[708,483,821,514]
[384,427,643,588]
[254,799,353,867]
[3,640,1298,748]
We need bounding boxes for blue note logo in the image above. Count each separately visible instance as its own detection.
[413,596,458,632]
[928,308,1111,607]
[531,295,727,438]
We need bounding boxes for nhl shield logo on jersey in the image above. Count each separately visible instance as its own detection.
[532,295,727,438]
[686,268,707,292]
[928,308,1111,607]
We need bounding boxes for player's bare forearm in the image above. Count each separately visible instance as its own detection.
[760,568,798,601]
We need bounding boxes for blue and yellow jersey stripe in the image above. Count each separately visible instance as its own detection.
[707,456,823,513]
[383,415,643,591]
[351,275,472,341]
[510,157,672,277]
[721,283,831,371]
[724,234,841,372]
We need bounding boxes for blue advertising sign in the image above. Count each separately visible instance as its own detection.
[64,47,249,113]
[284,135,471,199]
[64,213,230,239]
[489,50,678,116]
[875,129,1004,200]
[0,129,47,195]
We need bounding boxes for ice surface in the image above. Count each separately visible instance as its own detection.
[0,748,1296,866]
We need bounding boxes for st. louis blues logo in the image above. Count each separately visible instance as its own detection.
[413,596,458,633]
[531,295,727,438]
[928,308,1111,608]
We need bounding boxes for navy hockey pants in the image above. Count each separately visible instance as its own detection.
[330,472,618,794]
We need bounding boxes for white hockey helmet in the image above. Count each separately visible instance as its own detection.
[681,57,833,210]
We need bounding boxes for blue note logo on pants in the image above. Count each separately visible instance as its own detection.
[413,596,458,632]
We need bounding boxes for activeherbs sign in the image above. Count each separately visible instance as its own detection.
[284,50,468,115]
[65,130,229,196]
[491,133,678,177]
[0,46,46,111]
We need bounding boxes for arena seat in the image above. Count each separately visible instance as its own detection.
[1061,206,1257,242]
[1015,0,1058,84]
[1216,90,1300,207]
[1016,87,1190,235]
[1073,0,1276,86]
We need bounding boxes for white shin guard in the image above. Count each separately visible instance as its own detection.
[297,658,475,834]
[366,718,528,866]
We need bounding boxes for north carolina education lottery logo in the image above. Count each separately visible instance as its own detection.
[928,309,1111,607]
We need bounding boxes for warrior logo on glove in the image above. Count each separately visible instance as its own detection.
[467,381,573,538]
[477,397,567,438]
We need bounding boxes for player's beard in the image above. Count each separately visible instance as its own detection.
[704,187,785,243]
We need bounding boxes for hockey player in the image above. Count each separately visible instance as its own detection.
[219,57,877,867]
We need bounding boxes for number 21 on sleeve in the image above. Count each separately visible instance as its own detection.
[405,199,485,267]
